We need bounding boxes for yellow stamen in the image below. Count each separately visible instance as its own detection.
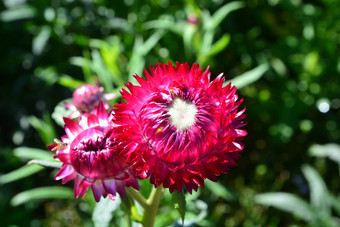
[156,127,164,133]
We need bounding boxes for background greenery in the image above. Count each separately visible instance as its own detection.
[1,0,339,226]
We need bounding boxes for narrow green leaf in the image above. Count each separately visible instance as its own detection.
[0,165,44,185]
[96,37,125,86]
[302,164,331,215]
[127,31,164,83]
[69,56,87,68]
[255,192,315,222]
[28,160,62,169]
[91,49,114,92]
[205,180,238,201]
[58,75,85,89]
[226,64,269,89]
[183,24,197,58]
[309,143,340,164]
[13,147,54,161]
[34,66,58,85]
[32,26,50,56]
[29,114,56,146]
[200,31,214,58]
[208,1,244,31]
[172,190,186,224]
[92,197,121,227]
[11,186,74,206]
[0,6,36,22]
[144,17,182,35]
[209,34,230,57]
[140,30,165,56]
[328,194,340,216]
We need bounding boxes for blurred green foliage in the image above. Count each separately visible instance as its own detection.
[1,0,340,226]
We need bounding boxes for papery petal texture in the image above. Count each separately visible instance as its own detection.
[112,62,247,193]
[48,102,139,202]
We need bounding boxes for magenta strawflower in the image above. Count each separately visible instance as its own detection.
[48,102,139,202]
[65,84,116,118]
[113,62,247,193]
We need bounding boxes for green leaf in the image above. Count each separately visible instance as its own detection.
[172,190,186,224]
[32,26,50,56]
[207,1,244,31]
[301,164,331,215]
[130,203,143,222]
[208,34,230,57]
[328,194,340,216]
[13,147,54,161]
[28,160,62,169]
[226,63,269,89]
[144,16,182,35]
[128,31,164,83]
[58,75,85,89]
[309,143,340,164]
[0,6,36,22]
[0,165,44,185]
[255,192,315,222]
[183,24,197,58]
[51,98,73,127]
[92,197,121,227]
[11,186,74,206]
[174,199,208,227]
[140,30,165,56]
[91,49,114,92]
[205,180,238,200]
[35,66,58,85]
[29,113,57,146]
[94,37,125,87]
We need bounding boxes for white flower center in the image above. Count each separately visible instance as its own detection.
[167,98,198,130]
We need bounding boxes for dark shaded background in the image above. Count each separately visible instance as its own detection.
[1,0,339,226]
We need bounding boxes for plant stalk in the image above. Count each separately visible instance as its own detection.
[142,185,164,227]
[126,187,149,209]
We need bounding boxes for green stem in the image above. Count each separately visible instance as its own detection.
[126,187,149,209]
[142,185,164,227]
[125,213,132,227]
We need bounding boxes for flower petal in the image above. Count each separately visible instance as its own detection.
[63,117,83,139]
[91,180,104,202]
[87,114,99,128]
[102,178,117,196]
[96,101,108,127]
[55,164,74,180]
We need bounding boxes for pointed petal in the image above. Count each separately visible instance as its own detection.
[115,180,126,197]
[87,114,99,128]
[79,178,95,199]
[102,178,117,196]
[62,172,77,184]
[91,180,104,202]
[63,117,83,139]
[96,101,108,126]
[126,171,140,190]
[57,147,71,164]
[74,175,84,198]
[55,164,74,180]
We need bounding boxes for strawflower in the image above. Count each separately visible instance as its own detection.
[48,102,139,202]
[113,62,247,193]
[65,83,116,118]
